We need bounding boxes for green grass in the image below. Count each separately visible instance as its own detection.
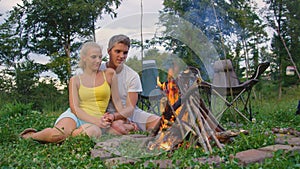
[1,85,300,168]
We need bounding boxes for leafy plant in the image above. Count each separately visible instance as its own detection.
[0,101,33,118]
[1,86,300,168]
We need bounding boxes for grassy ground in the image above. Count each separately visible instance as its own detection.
[1,84,300,168]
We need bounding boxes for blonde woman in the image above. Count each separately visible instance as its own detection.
[20,42,124,143]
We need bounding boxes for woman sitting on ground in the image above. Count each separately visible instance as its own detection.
[20,41,136,143]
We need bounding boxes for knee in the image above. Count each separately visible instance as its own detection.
[147,115,161,125]
[86,125,102,138]
[146,115,161,131]
[82,125,102,138]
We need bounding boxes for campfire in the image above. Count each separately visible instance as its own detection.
[150,67,242,153]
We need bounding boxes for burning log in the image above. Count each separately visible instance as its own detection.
[150,64,247,153]
[148,122,185,151]
[189,95,224,149]
[148,84,242,153]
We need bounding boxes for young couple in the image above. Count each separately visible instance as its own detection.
[20,34,161,143]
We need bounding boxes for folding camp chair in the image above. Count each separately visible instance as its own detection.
[206,59,270,122]
[177,66,201,93]
[138,60,162,115]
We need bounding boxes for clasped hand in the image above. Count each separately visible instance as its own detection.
[99,113,114,128]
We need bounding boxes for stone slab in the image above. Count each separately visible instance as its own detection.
[143,156,222,169]
[275,134,300,146]
[192,156,223,165]
[91,148,114,160]
[235,149,273,166]
[144,159,175,169]
[104,157,138,167]
[259,144,300,153]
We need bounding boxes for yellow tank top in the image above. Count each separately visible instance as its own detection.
[78,71,111,118]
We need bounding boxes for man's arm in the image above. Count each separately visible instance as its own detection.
[111,72,135,120]
[113,92,137,120]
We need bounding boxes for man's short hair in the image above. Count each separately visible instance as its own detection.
[108,34,130,51]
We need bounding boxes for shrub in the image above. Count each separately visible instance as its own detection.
[0,101,33,118]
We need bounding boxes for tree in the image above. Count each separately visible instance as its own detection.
[227,0,268,78]
[0,6,29,68]
[285,0,300,81]
[0,0,122,110]
[265,0,300,98]
[9,0,121,84]
[158,0,268,81]
[5,60,44,103]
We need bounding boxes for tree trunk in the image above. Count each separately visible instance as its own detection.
[278,63,282,100]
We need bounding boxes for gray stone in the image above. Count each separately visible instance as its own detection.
[235,149,273,166]
[91,148,114,159]
[95,139,121,148]
[192,156,223,165]
[259,144,300,153]
[275,134,300,146]
[91,134,157,160]
[142,156,222,169]
[143,159,175,169]
[105,157,138,167]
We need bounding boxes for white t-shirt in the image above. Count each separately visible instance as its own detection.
[100,63,143,113]
[100,63,152,131]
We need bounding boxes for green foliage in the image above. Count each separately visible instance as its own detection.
[1,137,105,168]
[126,55,142,73]
[0,0,122,86]
[1,86,300,168]
[264,0,300,96]
[0,9,29,67]
[7,61,43,102]
[0,101,33,118]
[0,0,300,167]
[30,79,69,112]
[0,102,34,143]
[0,59,68,113]
[0,75,68,113]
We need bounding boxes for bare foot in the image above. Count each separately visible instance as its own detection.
[19,128,37,139]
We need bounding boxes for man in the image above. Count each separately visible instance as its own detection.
[101,34,161,134]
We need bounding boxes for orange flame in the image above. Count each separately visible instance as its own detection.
[152,65,185,151]
[157,67,180,106]
[148,131,176,151]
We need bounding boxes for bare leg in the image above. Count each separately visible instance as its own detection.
[21,117,76,143]
[72,123,102,138]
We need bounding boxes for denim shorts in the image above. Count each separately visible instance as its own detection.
[54,108,88,128]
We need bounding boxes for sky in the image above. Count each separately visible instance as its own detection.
[0,0,268,57]
[0,0,268,51]
[0,0,164,61]
[95,0,164,58]
[0,0,165,78]
[0,0,269,76]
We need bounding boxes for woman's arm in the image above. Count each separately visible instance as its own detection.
[69,76,109,128]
